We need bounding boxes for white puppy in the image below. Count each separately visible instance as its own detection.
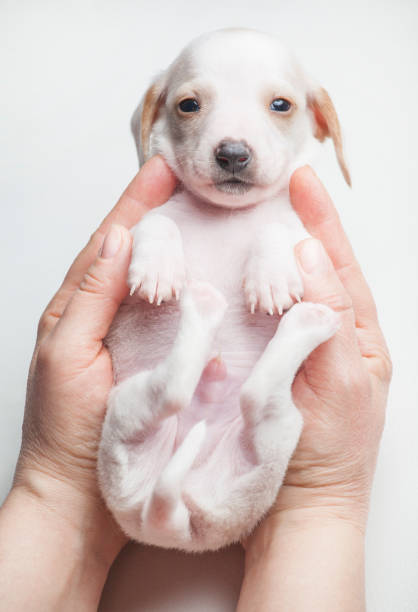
[98,28,349,552]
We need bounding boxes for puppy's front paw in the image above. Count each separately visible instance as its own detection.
[243,254,304,316]
[128,245,186,305]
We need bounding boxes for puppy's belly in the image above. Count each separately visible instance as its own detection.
[105,291,277,452]
[106,293,277,386]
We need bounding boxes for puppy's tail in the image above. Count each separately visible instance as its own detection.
[143,420,206,537]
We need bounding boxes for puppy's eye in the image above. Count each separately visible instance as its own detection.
[178,98,200,113]
[270,98,292,112]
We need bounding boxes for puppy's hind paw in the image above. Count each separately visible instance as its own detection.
[182,281,228,331]
[280,302,340,344]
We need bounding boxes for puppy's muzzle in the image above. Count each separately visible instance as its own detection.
[215,140,252,174]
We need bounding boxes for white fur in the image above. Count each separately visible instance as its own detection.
[98,29,344,552]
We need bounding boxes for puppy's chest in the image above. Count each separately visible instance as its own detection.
[157,195,268,295]
[107,194,294,384]
[155,196,285,363]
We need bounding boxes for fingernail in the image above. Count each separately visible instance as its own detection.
[297,239,330,275]
[100,225,122,258]
[302,164,317,177]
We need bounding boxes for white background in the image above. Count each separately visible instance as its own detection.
[1,1,417,610]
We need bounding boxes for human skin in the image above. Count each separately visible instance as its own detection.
[0,160,391,611]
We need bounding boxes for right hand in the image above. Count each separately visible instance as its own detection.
[13,156,177,566]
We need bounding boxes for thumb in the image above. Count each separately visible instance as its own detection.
[295,238,361,363]
[50,224,132,359]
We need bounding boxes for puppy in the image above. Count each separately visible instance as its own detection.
[98,28,349,552]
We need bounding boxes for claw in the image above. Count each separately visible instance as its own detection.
[157,295,163,306]
[250,302,255,314]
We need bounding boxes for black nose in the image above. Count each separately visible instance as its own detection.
[215,140,252,173]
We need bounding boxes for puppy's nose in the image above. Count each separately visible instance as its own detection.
[215,140,252,173]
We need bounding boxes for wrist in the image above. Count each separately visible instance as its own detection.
[244,488,368,568]
[0,481,126,611]
[11,467,127,569]
[239,507,366,612]
[0,470,127,610]
[272,481,369,528]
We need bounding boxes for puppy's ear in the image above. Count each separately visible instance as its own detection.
[131,75,166,165]
[307,88,351,186]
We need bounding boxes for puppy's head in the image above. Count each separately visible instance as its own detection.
[132,29,350,208]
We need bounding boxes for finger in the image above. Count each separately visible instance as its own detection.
[291,167,391,382]
[38,156,177,340]
[296,237,357,337]
[294,238,364,397]
[47,225,132,363]
[290,166,379,331]
[98,154,178,234]
[61,156,176,302]
[295,238,391,383]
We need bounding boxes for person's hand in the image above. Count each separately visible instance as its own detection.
[12,156,177,563]
[254,166,392,535]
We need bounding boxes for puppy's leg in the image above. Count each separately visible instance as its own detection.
[240,303,339,468]
[99,282,227,544]
[105,281,227,442]
[243,222,307,315]
[129,213,186,305]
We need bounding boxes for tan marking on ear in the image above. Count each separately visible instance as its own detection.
[308,87,351,187]
[141,83,164,160]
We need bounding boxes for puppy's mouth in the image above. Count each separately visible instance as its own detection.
[214,178,253,194]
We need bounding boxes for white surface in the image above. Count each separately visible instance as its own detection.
[1,1,417,610]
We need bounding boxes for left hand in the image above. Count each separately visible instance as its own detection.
[13,156,177,561]
[246,166,391,546]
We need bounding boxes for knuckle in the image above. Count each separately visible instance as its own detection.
[36,336,59,371]
[37,308,60,339]
[79,268,107,296]
[37,312,51,338]
[324,290,353,314]
[374,347,393,383]
[88,228,106,251]
[382,351,393,382]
